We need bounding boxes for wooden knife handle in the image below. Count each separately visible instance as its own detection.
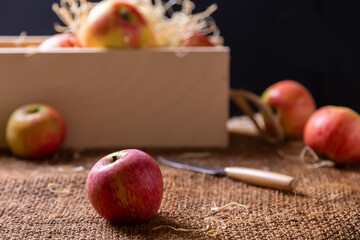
[224,167,296,191]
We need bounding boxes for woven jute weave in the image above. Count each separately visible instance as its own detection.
[0,117,359,239]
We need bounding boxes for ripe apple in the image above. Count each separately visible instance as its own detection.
[178,31,214,47]
[6,103,66,158]
[38,33,81,50]
[304,106,360,165]
[261,80,316,138]
[86,149,163,224]
[77,1,150,48]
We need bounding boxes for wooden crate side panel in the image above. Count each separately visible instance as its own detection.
[0,49,229,149]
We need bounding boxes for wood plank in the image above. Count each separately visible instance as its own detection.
[0,43,229,149]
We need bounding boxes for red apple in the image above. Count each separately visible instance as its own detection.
[261,80,316,138]
[178,31,214,47]
[77,1,150,48]
[86,149,163,224]
[6,103,66,158]
[38,33,81,50]
[304,106,360,165]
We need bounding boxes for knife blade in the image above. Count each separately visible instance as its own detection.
[158,156,296,191]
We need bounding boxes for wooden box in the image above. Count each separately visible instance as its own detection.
[0,37,229,149]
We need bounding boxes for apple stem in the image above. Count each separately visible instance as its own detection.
[27,106,40,114]
[109,151,128,163]
[120,8,130,22]
[230,89,284,144]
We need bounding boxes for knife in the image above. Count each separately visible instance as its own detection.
[158,156,296,191]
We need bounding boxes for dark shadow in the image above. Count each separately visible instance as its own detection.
[334,162,360,172]
[107,212,206,239]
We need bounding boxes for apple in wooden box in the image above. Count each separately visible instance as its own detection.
[0,36,229,149]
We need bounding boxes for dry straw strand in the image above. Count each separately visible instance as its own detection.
[211,202,248,211]
[51,0,220,47]
[47,183,70,194]
[278,146,335,168]
[57,165,85,173]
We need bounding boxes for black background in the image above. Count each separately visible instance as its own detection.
[1,0,359,116]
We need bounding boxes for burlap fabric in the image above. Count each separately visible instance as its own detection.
[0,117,359,239]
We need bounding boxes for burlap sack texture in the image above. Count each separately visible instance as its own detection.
[0,118,359,239]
